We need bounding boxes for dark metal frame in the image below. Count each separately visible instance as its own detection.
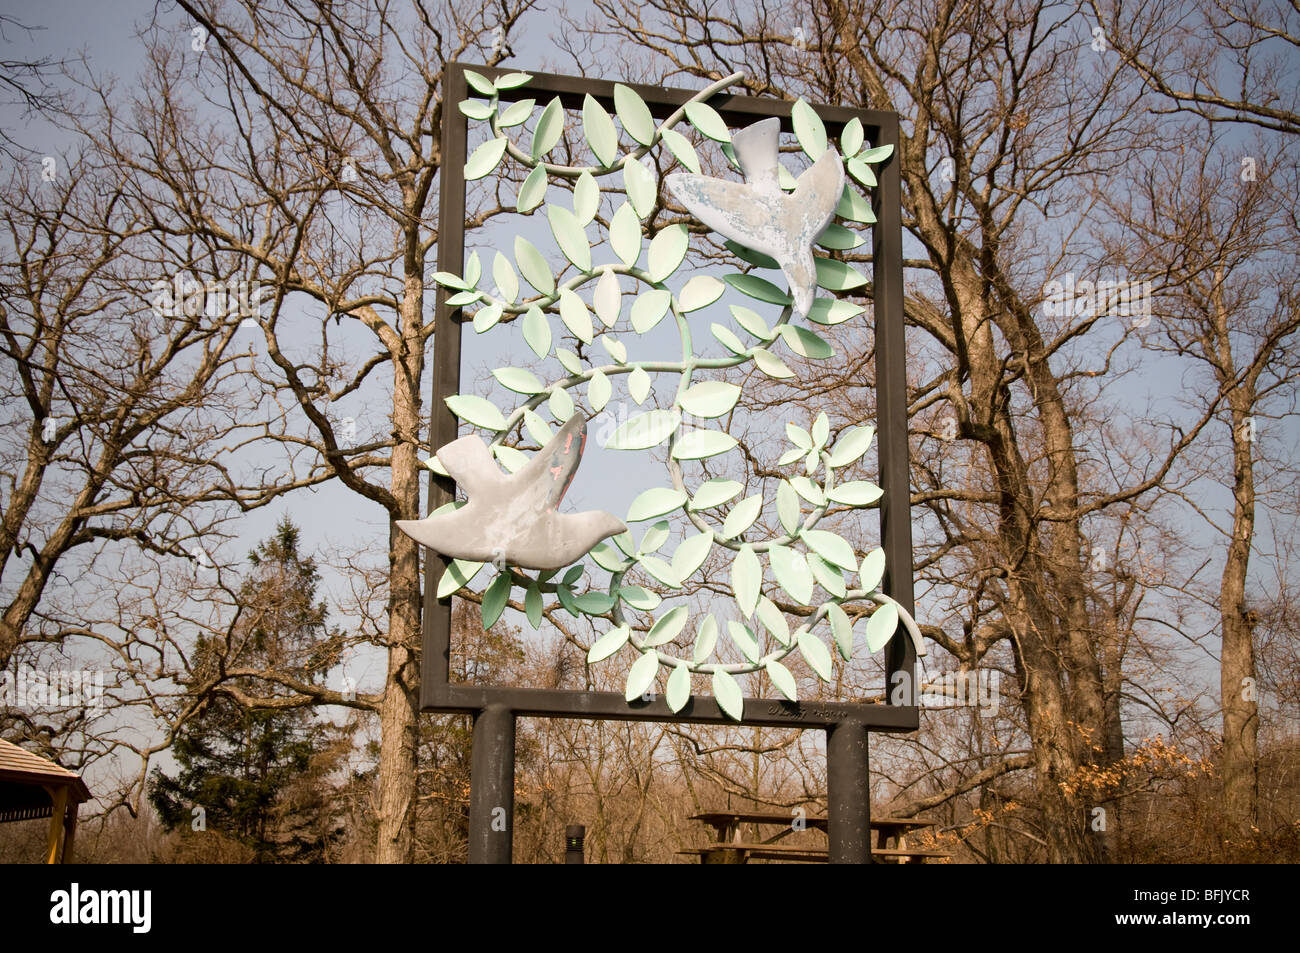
[424,63,915,864]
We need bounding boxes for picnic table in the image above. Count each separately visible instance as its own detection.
[681,810,948,864]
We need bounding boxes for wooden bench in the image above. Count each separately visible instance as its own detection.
[682,810,948,864]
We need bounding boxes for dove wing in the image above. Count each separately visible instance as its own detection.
[666,173,786,260]
[515,413,588,511]
[436,435,507,495]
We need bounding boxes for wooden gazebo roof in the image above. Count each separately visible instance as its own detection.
[0,738,92,823]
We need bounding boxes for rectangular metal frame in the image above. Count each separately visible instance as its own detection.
[423,63,915,863]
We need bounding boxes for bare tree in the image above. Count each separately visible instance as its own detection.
[79,0,540,862]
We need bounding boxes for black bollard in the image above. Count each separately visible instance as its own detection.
[565,824,586,864]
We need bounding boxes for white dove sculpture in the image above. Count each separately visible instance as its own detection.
[666,115,844,317]
[397,413,626,572]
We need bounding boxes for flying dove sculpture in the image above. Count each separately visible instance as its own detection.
[666,116,844,318]
[397,413,626,572]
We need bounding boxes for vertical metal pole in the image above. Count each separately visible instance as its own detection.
[565,824,586,864]
[422,64,469,706]
[827,722,871,863]
[468,704,515,864]
[871,112,916,701]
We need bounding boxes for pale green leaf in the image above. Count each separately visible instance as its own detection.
[828,424,874,468]
[591,541,631,573]
[712,669,744,721]
[802,528,857,571]
[814,257,868,291]
[588,369,612,412]
[661,127,701,173]
[807,552,846,598]
[522,305,551,358]
[807,298,866,325]
[790,475,826,506]
[498,97,535,127]
[689,478,744,511]
[791,99,828,159]
[437,558,483,598]
[613,84,656,146]
[514,235,555,295]
[623,157,658,218]
[473,304,503,333]
[724,239,780,269]
[531,96,564,159]
[724,273,792,306]
[465,137,508,180]
[857,144,894,163]
[619,585,661,610]
[865,602,899,653]
[679,380,741,418]
[859,547,886,592]
[816,223,867,251]
[798,629,834,681]
[525,583,543,628]
[645,605,689,646]
[492,366,545,394]
[493,72,533,90]
[777,481,801,535]
[599,333,627,364]
[459,98,494,121]
[731,544,761,616]
[841,117,864,157]
[693,614,719,663]
[685,102,731,142]
[756,596,791,646]
[671,531,714,579]
[594,270,621,327]
[569,168,603,226]
[557,288,594,343]
[827,480,883,506]
[638,520,670,555]
[638,554,681,587]
[766,660,798,702]
[828,603,853,661]
[848,156,877,188]
[547,205,592,272]
[548,386,574,422]
[628,366,652,403]
[769,543,813,604]
[666,662,691,713]
[786,422,812,450]
[493,445,529,473]
[624,650,659,700]
[463,70,495,96]
[556,347,582,376]
[446,394,506,431]
[610,202,642,268]
[779,323,834,359]
[711,322,747,355]
[517,164,548,212]
[728,620,761,663]
[753,347,795,379]
[721,493,763,540]
[492,251,518,304]
[648,224,689,283]
[627,487,687,522]
[523,408,553,446]
[481,572,512,628]
[671,429,738,460]
[677,275,725,312]
[631,289,672,333]
[836,185,876,224]
[582,94,619,167]
[608,408,679,451]
[730,305,771,340]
